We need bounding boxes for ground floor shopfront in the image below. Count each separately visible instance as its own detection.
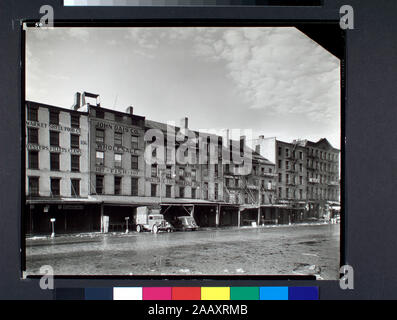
[25,197,339,235]
[25,200,101,235]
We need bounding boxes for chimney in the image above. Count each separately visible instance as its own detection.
[180,117,188,129]
[82,92,100,107]
[255,144,261,154]
[126,106,134,115]
[72,92,81,110]
[259,135,264,140]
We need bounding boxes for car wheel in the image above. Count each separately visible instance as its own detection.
[136,225,141,233]
[167,228,172,233]
[153,225,158,234]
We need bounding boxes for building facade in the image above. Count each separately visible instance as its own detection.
[25,93,339,235]
[25,101,100,234]
[254,136,340,221]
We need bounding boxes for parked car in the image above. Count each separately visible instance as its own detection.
[171,216,199,231]
[135,206,173,233]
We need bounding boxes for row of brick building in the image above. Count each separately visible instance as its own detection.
[25,92,340,235]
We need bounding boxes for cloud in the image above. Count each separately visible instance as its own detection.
[190,27,340,122]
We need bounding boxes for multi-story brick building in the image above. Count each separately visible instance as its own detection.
[253,136,340,221]
[25,101,100,234]
[25,92,338,235]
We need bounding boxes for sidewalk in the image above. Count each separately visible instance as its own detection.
[25,220,335,241]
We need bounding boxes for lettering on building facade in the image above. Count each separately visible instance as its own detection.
[26,143,82,154]
[26,120,81,134]
[95,166,141,176]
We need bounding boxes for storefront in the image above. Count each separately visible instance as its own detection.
[25,198,101,236]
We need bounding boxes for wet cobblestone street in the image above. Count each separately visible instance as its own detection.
[25,223,340,279]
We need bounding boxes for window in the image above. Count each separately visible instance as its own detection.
[27,106,38,121]
[96,151,104,166]
[299,151,303,160]
[299,176,303,185]
[285,148,289,157]
[70,134,79,149]
[166,185,172,198]
[96,129,105,143]
[299,163,303,172]
[28,128,39,144]
[49,111,59,125]
[204,183,209,200]
[114,132,123,146]
[131,135,139,149]
[71,114,80,128]
[151,164,157,177]
[286,173,289,184]
[114,176,122,195]
[115,114,123,123]
[269,168,273,173]
[96,109,104,119]
[179,167,185,178]
[278,146,282,156]
[50,153,60,171]
[96,175,104,194]
[151,184,157,197]
[285,160,289,170]
[286,188,289,199]
[131,178,139,196]
[114,153,122,168]
[50,178,60,196]
[214,183,219,200]
[278,187,282,198]
[214,164,219,177]
[71,179,80,197]
[278,173,282,183]
[179,186,185,198]
[278,160,282,169]
[166,165,172,178]
[131,117,141,126]
[131,155,139,170]
[50,131,59,147]
[71,155,80,172]
[191,188,196,199]
[28,177,39,196]
[28,151,39,169]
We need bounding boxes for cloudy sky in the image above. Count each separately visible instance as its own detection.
[26,27,340,149]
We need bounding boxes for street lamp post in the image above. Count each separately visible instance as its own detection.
[50,218,56,238]
[125,217,129,233]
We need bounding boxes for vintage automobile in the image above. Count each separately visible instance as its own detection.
[135,206,173,233]
[171,216,199,231]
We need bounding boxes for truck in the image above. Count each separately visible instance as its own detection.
[135,206,173,234]
[171,215,199,231]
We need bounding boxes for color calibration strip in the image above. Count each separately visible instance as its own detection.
[64,0,322,7]
[56,287,318,300]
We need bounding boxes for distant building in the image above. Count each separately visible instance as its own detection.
[254,136,340,221]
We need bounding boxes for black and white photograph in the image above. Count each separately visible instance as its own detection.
[24,25,341,279]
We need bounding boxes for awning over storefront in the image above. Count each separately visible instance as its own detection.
[26,196,101,205]
[161,199,218,206]
[91,195,160,206]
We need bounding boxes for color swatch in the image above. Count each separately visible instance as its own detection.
[56,286,318,300]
